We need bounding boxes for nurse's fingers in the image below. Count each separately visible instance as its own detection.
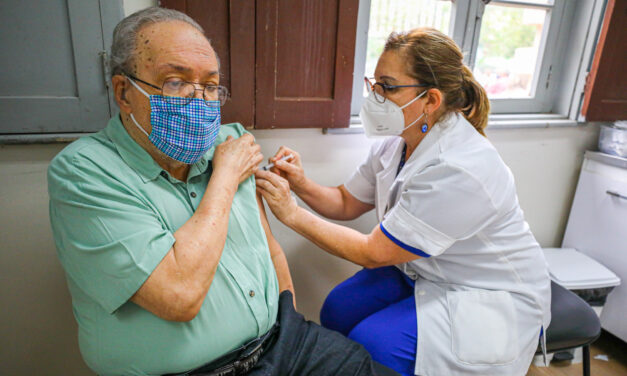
[271,146,292,161]
[255,169,288,189]
[255,178,287,208]
[255,179,276,199]
[273,159,300,174]
[272,146,301,165]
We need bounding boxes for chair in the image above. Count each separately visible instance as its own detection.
[535,280,601,376]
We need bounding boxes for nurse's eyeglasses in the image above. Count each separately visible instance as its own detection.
[364,77,429,104]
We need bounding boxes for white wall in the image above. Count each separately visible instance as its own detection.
[0,0,601,374]
[123,0,156,15]
[0,143,90,375]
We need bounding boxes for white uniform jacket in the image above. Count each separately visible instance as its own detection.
[344,113,551,376]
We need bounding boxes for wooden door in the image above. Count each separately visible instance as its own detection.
[581,0,627,121]
[255,0,358,129]
[164,0,358,129]
[161,0,256,128]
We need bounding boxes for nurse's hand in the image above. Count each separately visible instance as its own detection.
[255,169,300,225]
[213,134,264,185]
[269,146,307,194]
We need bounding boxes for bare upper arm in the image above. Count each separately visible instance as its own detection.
[338,184,375,220]
[366,225,422,268]
[256,193,282,252]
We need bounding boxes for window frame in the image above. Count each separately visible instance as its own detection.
[348,0,598,127]
[459,0,567,114]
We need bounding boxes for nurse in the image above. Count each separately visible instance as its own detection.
[255,28,551,376]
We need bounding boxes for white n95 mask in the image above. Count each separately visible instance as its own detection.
[359,90,427,137]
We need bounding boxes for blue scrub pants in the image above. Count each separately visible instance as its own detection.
[320,266,417,376]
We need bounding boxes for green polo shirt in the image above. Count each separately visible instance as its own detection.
[48,114,279,376]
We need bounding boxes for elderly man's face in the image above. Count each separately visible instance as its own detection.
[121,20,219,136]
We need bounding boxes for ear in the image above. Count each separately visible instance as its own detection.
[112,75,132,115]
[424,88,443,115]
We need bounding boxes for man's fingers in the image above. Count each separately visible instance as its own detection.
[252,151,264,165]
[240,133,254,143]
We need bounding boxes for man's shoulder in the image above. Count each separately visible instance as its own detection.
[48,131,117,185]
[220,122,249,138]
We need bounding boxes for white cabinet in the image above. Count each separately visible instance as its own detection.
[563,151,627,342]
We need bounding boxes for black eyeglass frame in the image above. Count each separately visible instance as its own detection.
[364,76,431,103]
[125,74,229,107]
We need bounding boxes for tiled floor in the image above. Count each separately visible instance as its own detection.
[527,331,627,376]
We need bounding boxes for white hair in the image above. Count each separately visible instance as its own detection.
[109,7,206,79]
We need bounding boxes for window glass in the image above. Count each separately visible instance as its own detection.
[365,0,451,90]
[474,3,548,98]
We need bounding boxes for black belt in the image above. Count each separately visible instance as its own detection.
[165,323,279,376]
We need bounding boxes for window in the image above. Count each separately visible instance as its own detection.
[352,0,573,116]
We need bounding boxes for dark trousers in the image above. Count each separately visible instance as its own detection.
[248,290,400,376]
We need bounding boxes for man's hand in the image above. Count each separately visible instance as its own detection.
[213,134,264,184]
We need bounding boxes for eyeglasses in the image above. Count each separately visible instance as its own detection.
[364,76,429,104]
[126,74,229,107]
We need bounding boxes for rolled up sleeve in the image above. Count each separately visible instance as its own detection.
[381,163,497,257]
[344,142,382,205]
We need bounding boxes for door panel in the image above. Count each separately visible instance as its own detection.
[0,0,120,135]
[255,0,358,129]
[581,0,627,121]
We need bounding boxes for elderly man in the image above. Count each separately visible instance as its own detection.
[48,6,398,376]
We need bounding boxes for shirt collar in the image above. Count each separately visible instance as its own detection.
[406,112,459,162]
[380,112,459,171]
[104,114,214,183]
[380,137,405,170]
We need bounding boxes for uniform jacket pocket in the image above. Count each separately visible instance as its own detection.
[446,289,520,365]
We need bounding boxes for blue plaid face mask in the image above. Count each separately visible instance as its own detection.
[128,78,221,164]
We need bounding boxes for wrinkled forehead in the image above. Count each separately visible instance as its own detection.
[133,20,218,79]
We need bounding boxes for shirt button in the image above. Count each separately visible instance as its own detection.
[418,290,426,296]
[190,192,197,198]
[249,290,255,298]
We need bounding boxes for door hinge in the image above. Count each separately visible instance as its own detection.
[99,50,111,90]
